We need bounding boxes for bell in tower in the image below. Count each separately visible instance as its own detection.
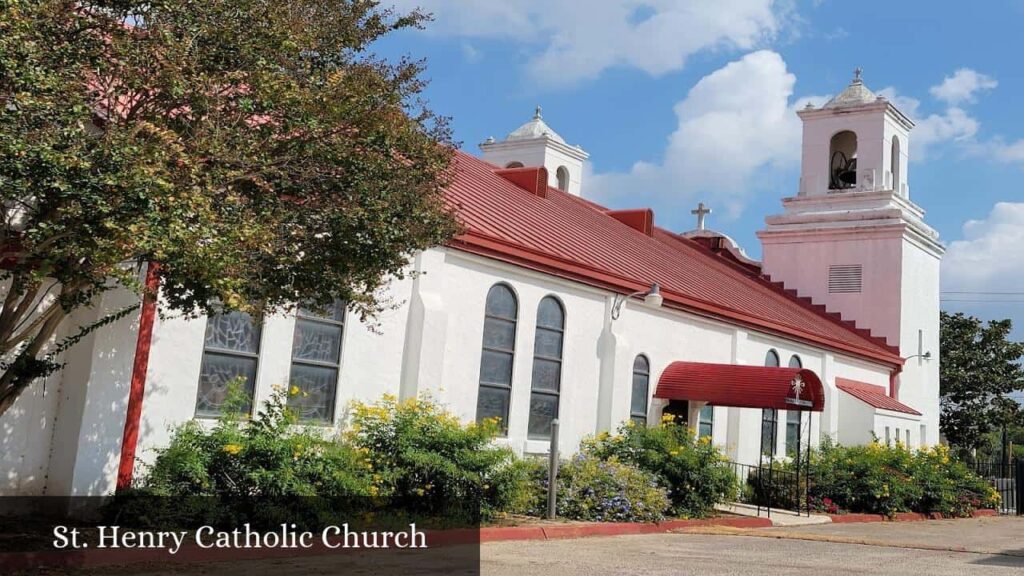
[796,68,911,198]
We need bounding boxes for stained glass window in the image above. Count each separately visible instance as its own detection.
[196,311,262,417]
[528,296,565,440]
[630,355,650,425]
[288,300,346,423]
[476,284,518,434]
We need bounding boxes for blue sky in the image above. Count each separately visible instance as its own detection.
[379,0,1024,340]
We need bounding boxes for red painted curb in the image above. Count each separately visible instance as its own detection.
[829,509,998,523]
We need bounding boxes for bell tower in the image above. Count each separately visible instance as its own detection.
[479,107,589,196]
[757,69,945,445]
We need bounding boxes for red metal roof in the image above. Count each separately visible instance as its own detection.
[445,151,903,368]
[655,361,824,412]
[836,378,921,415]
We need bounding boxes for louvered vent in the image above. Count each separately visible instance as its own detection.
[828,265,862,293]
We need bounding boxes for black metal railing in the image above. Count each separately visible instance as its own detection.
[729,461,809,517]
[973,459,1021,516]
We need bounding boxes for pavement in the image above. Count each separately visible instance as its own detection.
[714,502,832,526]
[11,516,1023,575]
[481,516,1024,575]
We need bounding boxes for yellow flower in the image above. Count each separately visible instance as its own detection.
[223,443,242,455]
[414,488,425,496]
[289,385,300,396]
[661,413,675,423]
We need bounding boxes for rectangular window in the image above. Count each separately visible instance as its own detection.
[698,405,714,439]
[828,264,863,294]
[920,424,927,447]
[761,409,778,457]
[196,311,262,417]
[288,300,346,423]
[785,410,801,456]
[905,429,911,446]
[885,426,891,445]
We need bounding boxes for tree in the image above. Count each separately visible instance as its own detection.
[0,0,459,416]
[940,311,1024,454]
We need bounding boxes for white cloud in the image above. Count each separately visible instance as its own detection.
[943,202,1024,292]
[929,68,998,105]
[392,0,784,88]
[586,50,824,219]
[876,86,981,161]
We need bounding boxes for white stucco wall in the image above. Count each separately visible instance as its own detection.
[1,244,913,495]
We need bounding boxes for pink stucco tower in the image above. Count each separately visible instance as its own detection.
[758,69,945,445]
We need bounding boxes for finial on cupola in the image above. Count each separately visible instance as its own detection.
[534,105,543,120]
[853,66,863,84]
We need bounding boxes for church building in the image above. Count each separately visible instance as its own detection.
[0,72,944,497]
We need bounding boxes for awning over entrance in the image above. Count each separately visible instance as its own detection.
[655,361,825,412]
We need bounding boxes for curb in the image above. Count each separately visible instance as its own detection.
[828,508,998,523]
[0,516,772,571]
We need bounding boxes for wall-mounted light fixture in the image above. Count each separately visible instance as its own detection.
[611,283,662,321]
[905,351,933,362]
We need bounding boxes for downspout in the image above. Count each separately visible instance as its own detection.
[889,364,903,400]
[115,263,160,492]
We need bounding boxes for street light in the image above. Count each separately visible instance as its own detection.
[611,282,662,320]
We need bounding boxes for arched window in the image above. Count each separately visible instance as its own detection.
[505,161,524,169]
[761,349,780,456]
[476,284,518,434]
[828,130,858,190]
[785,354,803,455]
[528,296,565,440]
[630,355,650,425]
[891,136,901,194]
[556,166,570,191]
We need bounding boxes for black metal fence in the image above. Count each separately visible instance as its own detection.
[729,461,809,517]
[973,459,1021,516]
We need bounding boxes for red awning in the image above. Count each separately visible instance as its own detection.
[655,361,825,412]
[836,378,921,415]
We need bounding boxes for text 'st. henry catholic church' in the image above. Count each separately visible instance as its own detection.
[1,71,944,496]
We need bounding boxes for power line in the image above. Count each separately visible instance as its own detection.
[942,291,1024,296]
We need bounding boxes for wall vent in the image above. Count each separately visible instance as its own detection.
[828,264,862,294]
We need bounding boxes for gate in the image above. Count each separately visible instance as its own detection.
[975,459,1021,515]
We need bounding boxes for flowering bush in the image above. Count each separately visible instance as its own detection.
[583,418,736,518]
[750,440,1001,517]
[117,387,373,528]
[346,394,525,521]
[119,390,529,526]
[539,454,669,523]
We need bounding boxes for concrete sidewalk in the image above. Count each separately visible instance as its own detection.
[715,502,832,526]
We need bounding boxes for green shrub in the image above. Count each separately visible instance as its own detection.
[537,454,669,523]
[751,440,1001,517]
[583,419,736,518]
[116,387,373,528]
[346,394,522,522]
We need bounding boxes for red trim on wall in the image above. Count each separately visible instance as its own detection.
[116,263,160,492]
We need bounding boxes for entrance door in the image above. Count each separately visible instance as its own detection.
[661,400,688,426]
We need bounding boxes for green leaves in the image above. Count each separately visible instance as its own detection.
[940,312,1024,452]
[0,0,457,410]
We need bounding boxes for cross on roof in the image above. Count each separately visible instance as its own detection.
[853,67,863,83]
[691,202,712,230]
[534,105,542,119]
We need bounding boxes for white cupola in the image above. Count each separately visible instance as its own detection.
[479,106,589,196]
[796,68,913,198]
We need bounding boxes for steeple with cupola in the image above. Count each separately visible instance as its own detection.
[479,106,589,196]
[757,69,945,445]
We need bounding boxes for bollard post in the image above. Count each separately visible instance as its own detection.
[546,419,560,519]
